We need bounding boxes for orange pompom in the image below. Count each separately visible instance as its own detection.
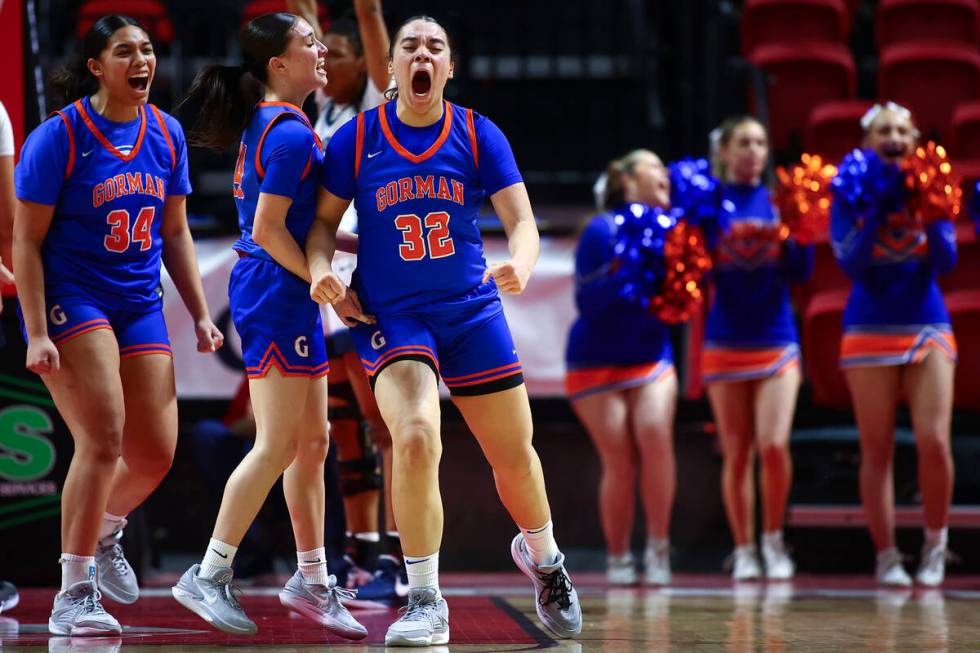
[650,222,712,325]
[901,142,962,225]
[775,153,837,245]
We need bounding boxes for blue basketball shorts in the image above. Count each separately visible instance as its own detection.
[19,292,171,358]
[351,283,524,397]
[230,254,328,379]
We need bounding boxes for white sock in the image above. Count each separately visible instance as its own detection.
[200,538,237,577]
[647,536,669,555]
[60,554,96,591]
[404,551,439,591]
[297,547,329,585]
[925,527,948,549]
[354,532,380,542]
[762,531,783,550]
[521,521,560,566]
[735,544,757,557]
[99,512,127,540]
[877,546,900,564]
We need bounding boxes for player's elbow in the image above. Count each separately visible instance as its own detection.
[251,219,275,248]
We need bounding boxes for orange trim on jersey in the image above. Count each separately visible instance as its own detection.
[245,342,330,378]
[465,108,479,169]
[119,344,173,359]
[442,361,521,383]
[301,152,314,180]
[840,329,957,368]
[148,104,176,171]
[566,361,674,400]
[54,111,76,178]
[74,100,147,163]
[254,106,321,178]
[378,101,454,164]
[354,112,365,179]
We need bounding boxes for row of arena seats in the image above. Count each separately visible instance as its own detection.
[744,0,980,162]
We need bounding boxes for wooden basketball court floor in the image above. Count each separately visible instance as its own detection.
[2,572,979,652]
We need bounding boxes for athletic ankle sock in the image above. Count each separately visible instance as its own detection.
[762,531,783,550]
[297,547,329,585]
[60,554,96,591]
[99,512,126,540]
[200,538,237,577]
[924,527,948,549]
[404,551,439,591]
[521,520,560,566]
[646,536,669,555]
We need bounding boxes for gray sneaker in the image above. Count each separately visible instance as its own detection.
[510,533,582,638]
[278,570,367,640]
[384,587,449,647]
[48,580,121,636]
[95,523,139,604]
[171,564,256,635]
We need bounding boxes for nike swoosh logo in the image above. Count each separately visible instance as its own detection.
[405,558,427,565]
[81,149,95,157]
[367,150,383,159]
[307,559,321,563]
[212,549,228,559]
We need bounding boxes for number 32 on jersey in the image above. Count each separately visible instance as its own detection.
[396,211,455,261]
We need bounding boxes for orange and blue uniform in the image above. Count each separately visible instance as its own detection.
[230,102,328,379]
[14,96,190,357]
[831,180,957,368]
[701,184,813,383]
[565,209,674,401]
[321,101,525,396]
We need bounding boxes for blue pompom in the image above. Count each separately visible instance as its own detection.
[610,203,678,306]
[830,148,905,220]
[668,157,728,229]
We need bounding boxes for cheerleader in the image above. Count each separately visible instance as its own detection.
[831,103,957,587]
[703,117,813,580]
[566,150,676,585]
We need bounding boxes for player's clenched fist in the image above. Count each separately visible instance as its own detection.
[482,260,531,295]
[310,266,348,305]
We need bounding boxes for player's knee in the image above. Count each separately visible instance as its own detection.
[636,420,672,452]
[860,441,894,468]
[758,440,788,469]
[124,443,175,480]
[78,420,125,465]
[299,424,330,463]
[253,438,300,472]
[394,418,441,467]
[723,436,754,469]
[916,429,951,464]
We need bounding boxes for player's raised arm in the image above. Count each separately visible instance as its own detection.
[354,0,391,93]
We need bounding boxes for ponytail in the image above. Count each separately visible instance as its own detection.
[49,14,145,108]
[178,65,258,151]
[177,12,298,151]
[600,149,655,210]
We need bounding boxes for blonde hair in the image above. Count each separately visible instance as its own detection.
[710,116,767,180]
[598,149,657,210]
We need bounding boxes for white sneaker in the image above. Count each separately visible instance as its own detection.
[606,553,637,586]
[384,587,449,646]
[643,542,671,586]
[875,549,912,587]
[48,580,121,636]
[915,542,949,587]
[730,546,761,581]
[761,534,795,580]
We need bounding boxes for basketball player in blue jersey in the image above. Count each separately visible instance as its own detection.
[703,117,812,581]
[12,15,223,635]
[832,104,957,587]
[308,15,582,646]
[170,13,365,639]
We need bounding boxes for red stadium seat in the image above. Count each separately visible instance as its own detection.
[939,222,979,294]
[804,100,873,164]
[795,240,852,315]
[241,0,329,29]
[749,43,856,152]
[802,289,851,408]
[879,43,980,140]
[741,0,850,57]
[877,0,980,49]
[946,289,980,410]
[950,100,980,158]
[77,0,174,44]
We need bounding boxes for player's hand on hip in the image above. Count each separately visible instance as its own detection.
[195,319,225,353]
[26,337,59,375]
[310,267,348,305]
[482,260,531,294]
[333,289,376,327]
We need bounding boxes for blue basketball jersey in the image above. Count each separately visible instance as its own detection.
[321,101,523,314]
[15,96,191,309]
[232,102,323,261]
